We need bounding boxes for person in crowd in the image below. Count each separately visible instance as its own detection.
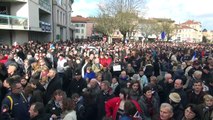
[45,89,66,119]
[7,63,19,77]
[138,69,148,90]
[67,70,87,97]
[185,70,203,91]
[128,80,142,101]
[167,92,184,120]
[170,79,188,106]
[44,68,62,104]
[158,73,174,103]
[159,103,174,120]
[29,102,51,120]
[95,72,103,85]
[92,57,103,74]
[120,100,142,120]
[102,65,112,82]
[119,71,130,88]
[187,80,206,104]
[105,88,142,120]
[125,63,135,77]
[138,85,159,120]
[84,66,96,82]
[71,93,85,120]
[144,60,154,81]
[197,94,213,120]
[111,77,120,96]
[97,81,115,120]
[1,79,30,120]
[181,104,200,120]
[61,98,77,120]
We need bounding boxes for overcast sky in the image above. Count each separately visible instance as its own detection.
[72,0,213,30]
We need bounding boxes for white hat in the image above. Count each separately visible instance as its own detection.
[169,92,181,103]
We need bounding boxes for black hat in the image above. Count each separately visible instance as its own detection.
[74,70,81,76]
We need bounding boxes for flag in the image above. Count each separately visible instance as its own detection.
[161,31,166,40]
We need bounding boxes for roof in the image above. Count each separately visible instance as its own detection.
[182,20,200,25]
[71,15,91,23]
[179,25,194,30]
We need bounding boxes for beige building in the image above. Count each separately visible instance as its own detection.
[52,0,74,41]
[71,15,95,40]
[174,20,202,42]
[0,0,52,45]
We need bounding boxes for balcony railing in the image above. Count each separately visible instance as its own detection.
[0,14,28,30]
[39,21,51,32]
[39,0,51,12]
[0,0,27,2]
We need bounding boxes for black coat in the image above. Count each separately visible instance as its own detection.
[31,113,51,120]
[44,75,62,104]
[67,77,87,97]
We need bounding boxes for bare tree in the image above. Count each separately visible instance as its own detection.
[95,0,144,40]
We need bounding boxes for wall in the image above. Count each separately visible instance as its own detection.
[28,0,40,31]
[13,31,28,44]
[0,30,10,45]
[86,22,94,37]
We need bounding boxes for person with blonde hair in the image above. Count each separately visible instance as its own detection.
[197,94,213,120]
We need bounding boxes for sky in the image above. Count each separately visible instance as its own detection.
[72,0,213,30]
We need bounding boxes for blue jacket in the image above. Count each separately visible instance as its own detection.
[1,92,30,120]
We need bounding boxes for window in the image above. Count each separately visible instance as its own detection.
[75,29,80,33]
[57,10,59,23]
[81,29,84,33]
[76,36,79,39]
[81,24,85,27]
[75,24,79,27]
[60,11,62,24]
[63,13,65,25]
[81,36,84,39]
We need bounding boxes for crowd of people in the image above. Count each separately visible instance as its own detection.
[0,40,212,120]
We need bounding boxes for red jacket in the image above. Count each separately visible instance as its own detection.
[105,97,142,120]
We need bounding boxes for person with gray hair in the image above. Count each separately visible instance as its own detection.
[159,103,174,120]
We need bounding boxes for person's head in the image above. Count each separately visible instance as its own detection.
[62,98,75,112]
[7,64,17,75]
[111,77,118,84]
[86,67,92,73]
[139,69,144,76]
[96,73,102,82]
[164,73,173,83]
[160,103,174,120]
[150,76,157,85]
[124,100,137,117]
[47,68,57,79]
[119,88,129,100]
[100,81,110,92]
[3,78,12,89]
[121,71,127,78]
[174,79,183,89]
[130,80,141,92]
[88,79,98,89]
[29,102,45,118]
[193,70,202,79]
[71,93,80,103]
[74,70,82,80]
[169,92,181,104]
[203,94,213,107]
[143,85,153,99]
[184,104,199,120]
[11,80,23,94]
[52,89,66,102]
[192,80,203,93]
[20,78,28,87]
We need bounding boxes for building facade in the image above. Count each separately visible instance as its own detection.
[52,0,74,41]
[0,0,52,45]
[174,20,202,42]
[71,15,94,40]
[0,0,74,45]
